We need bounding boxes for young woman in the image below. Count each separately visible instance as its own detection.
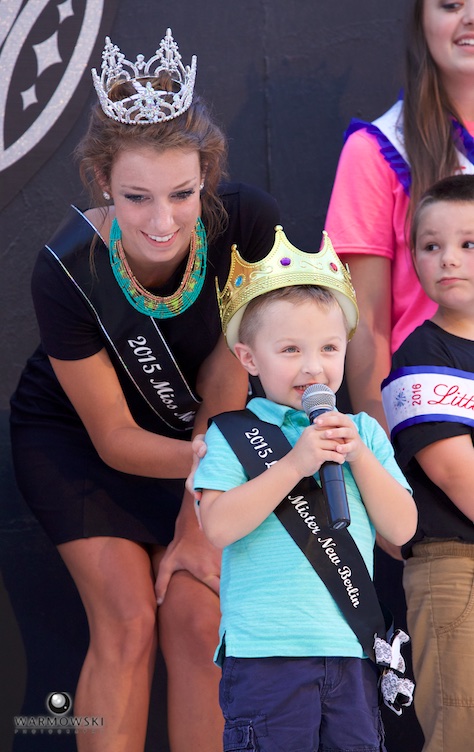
[325,0,474,432]
[9,30,279,752]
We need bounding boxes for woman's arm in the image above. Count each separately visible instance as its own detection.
[342,254,392,432]
[325,130,397,430]
[155,335,250,600]
[344,255,407,558]
[199,418,346,548]
[342,256,406,560]
[415,434,474,522]
[50,348,193,478]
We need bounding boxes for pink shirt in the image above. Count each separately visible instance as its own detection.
[325,127,436,354]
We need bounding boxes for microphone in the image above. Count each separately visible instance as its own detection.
[301,384,351,530]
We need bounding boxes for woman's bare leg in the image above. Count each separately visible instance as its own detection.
[158,569,223,751]
[58,537,162,752]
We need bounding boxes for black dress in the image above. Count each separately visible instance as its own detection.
[10,182,279,545]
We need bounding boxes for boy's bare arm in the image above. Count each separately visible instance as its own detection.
[200,411,417,549]
[199,419,346,549]
[199,460,302,549]
[415,434,474,522]
[346,446,417,545]
[316,413,417,546]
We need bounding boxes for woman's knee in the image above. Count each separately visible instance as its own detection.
[88,593,158,665]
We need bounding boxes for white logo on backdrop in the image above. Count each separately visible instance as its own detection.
[0,0,104,172]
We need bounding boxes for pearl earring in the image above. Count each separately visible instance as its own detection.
[103,191,111,201]
[200,182,204,191]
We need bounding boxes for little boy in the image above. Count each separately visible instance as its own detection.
[382,174,474,752]
[194,227,416,752]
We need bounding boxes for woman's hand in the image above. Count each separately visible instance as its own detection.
[185,433,207,496]
[157,334,247,601]
[341,254,392,432]
[185,433,207,529]
[155,488,221,604]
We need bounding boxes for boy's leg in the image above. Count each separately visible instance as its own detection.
[404,547,474,752]
[319,657,385,752]
[219,656,322,751]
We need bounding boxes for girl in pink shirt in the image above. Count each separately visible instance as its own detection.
[326,0,474,433]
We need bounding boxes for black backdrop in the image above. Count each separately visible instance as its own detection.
[1,1,424,750]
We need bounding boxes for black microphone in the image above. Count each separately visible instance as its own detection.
[301,384,351,530]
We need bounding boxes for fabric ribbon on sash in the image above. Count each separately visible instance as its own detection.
[45,206,201,434]
[213,409,414,714]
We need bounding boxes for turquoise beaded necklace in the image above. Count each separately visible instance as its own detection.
[109,217,207,318]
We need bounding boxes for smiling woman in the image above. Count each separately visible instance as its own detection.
[423,0,474,86]
[102,148,203,287]
[9,27,279,752]
[325,0,474,433]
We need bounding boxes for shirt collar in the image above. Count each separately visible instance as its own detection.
[248,397,310,428]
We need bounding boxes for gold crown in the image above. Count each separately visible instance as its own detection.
[217,226,359,351]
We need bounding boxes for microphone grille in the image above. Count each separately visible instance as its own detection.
[301,384,336,415]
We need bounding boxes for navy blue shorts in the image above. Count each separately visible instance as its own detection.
[219,656,386,752]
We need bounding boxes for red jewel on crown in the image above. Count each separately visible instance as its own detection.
[330,262,338,272]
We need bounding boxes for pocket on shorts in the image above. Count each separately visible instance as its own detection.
[223,719,257,751]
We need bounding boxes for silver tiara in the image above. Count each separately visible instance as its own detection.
[91,29,197,125]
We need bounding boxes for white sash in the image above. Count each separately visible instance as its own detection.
[382,366,474,438]
[373,100,474,175]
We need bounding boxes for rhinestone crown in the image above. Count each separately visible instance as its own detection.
[91,28,197,124]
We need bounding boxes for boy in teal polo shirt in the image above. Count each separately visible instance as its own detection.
[194,227,416,752]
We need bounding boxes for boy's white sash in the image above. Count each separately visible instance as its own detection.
[382,366,474,439]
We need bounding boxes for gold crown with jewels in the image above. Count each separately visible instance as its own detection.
[91,29,197,124]
[217,226,359,351]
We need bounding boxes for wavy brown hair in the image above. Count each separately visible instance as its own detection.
[404,0,464,219]
[75,73,229,243]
